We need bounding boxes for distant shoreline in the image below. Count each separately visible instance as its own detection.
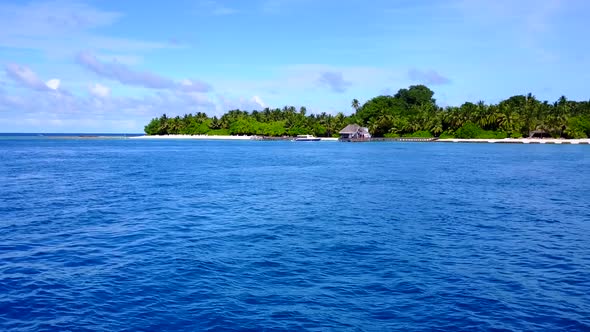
[130,135,590,144]
[1,133,588,144]
[436,138,590,144]
[130,134,339,141]
[128,135,590,145]
[131,134,252,140]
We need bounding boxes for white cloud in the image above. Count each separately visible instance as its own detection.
[0,87,219,132]
[252,95,266,108]
[77,51,212,92]
[46,79,60,90]
[0,1,176,58]
[218,95,269,112]
[89,83,110,98]
[4,63,54,91]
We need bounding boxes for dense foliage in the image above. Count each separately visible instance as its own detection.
[144,107,351,137]
[145,85,590,138]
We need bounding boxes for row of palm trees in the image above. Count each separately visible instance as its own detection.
[144,87,590,138]
[144,106,354,137]
[359,94,590,138]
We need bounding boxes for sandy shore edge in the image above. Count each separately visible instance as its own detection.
[130,135,339,141]
[437,138,590,144]
[129,135,589,144]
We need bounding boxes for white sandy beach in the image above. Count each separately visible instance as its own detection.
[437,138,590,144]
[130,134,339,141]
[131,134,253,140]
[129,135,589,144]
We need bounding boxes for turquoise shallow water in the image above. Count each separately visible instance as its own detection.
[1,138,589,331]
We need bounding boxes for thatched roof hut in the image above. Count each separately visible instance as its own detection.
[339,124,371,140]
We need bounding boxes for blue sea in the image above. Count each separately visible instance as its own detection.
[1,136,589,331]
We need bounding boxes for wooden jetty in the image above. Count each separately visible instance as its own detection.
[382,137,438,142]
[339,137,371,142]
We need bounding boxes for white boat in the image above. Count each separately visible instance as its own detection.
[293,134,321,141]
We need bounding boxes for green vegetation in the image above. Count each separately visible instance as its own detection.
[403,130,433,138]
[145,108,350,137]
[145,85,590,139]
[453,123,507,139]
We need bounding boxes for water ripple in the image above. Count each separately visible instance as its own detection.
[0,140,589,331]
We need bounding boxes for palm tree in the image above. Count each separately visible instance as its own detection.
[522,93,540,136]
[262,108,271,122]
[158,114,169,135]
[334,112,347,132]
[475,101,490,129]
[351,99,360,112]
[430,119,443,137]
[209,116,221,129]
[324,115,336,137]
[167,117,181,134]
[194,112,208,123]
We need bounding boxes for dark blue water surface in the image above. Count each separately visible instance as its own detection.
[1,138,589,331]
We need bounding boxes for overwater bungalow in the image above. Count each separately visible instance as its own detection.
[339,124,371,141]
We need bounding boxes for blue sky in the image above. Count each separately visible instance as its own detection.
[1,0,589,132]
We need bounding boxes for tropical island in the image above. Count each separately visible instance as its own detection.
[144,85,590,139]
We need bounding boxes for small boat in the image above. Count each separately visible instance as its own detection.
[294,134,321,141]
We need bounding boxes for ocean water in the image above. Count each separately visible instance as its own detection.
[1,138,589,331]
